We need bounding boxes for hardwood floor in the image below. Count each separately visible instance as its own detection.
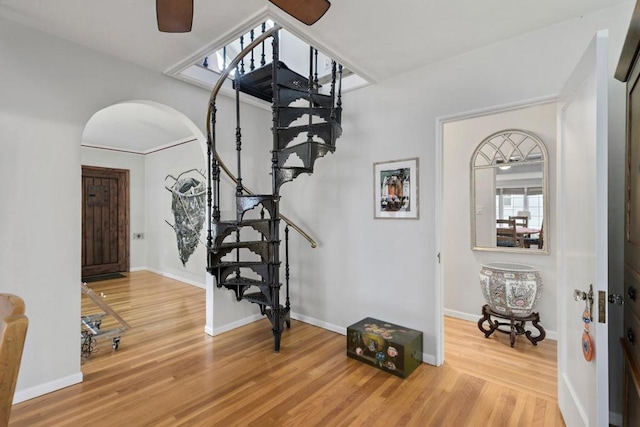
[10,271,564,426]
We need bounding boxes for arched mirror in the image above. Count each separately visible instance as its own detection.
[471,129,548,253]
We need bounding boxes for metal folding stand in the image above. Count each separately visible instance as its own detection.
[81,282,131,358]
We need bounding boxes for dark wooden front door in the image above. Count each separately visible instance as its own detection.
[82,166,129,277]
[623,63,640,426]
[617,8,640,424]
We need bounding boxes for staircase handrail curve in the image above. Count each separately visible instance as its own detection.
[205,24,318,249]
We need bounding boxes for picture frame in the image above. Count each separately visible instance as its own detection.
[373,157,419,219]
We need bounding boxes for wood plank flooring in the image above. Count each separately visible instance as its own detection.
[10,271,564,426]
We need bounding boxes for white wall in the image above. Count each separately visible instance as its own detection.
[442,102,557,332]
[281,3,632,399]
[80,147,147,269]
[0,1,632,418]
[145,141,208,285]
[0,14,271,402]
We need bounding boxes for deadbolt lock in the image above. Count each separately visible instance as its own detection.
[598,291,606,323]
[608,294,624,305]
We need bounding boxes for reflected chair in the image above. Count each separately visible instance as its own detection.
[524,221,544,249]
[509,215,529,228]
[0,294,28,426]
[496,219,520,247]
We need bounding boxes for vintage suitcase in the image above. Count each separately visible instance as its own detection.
[346,317,423,378]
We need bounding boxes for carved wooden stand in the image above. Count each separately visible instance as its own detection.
[477,304,546,348]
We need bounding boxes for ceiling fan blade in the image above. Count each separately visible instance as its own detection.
[156,0,193,33]
[268,0,331,25]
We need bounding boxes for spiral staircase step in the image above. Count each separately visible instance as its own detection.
[276,122,342,150]
[233,60,312,103]
[277,141,335,169]
[242,292,270,305]
[278,106,334,128]
[278,87,332,109]
[236,194,277,221]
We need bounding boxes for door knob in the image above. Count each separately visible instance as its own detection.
[629,286,637,302]
[627,328,636,345]
[575,285,594,322]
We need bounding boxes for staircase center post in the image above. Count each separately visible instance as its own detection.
[260,23,266,67]
[210,104,221,223]
[270,30,283,352]
[285,225,290,313]
[235,84,243,196]
[307,47,314,143]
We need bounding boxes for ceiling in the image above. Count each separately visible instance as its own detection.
[0,0,630,153]
[83,101,200,154]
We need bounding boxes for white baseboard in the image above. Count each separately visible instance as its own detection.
[443,308,481,323]
[422,353,437,365]
[291,312,346,335]
[14,372,83,404]
[443,308,557,341]
[559,373,589,426]
[205,313,263,336]
[202,311,340,337]
[290,312,438,367]
[203,310,438,367]
[130,272,463,369]
[141,267,205,289]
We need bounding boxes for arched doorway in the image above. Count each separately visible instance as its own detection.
[81,100,207,278]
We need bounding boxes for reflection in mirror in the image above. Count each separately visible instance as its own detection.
[471,129,548,253]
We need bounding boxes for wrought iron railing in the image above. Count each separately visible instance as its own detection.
[205,24,318,249]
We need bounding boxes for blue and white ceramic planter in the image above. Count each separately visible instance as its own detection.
[479,262,543,317]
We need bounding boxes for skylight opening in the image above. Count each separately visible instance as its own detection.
[169,19,368,96]
[202,20,276,78]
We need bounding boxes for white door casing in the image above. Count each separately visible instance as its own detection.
[556,30,609,426]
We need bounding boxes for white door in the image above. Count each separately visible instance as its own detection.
[556,30,609,426]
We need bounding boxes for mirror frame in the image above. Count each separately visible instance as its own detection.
[470,129,549,254]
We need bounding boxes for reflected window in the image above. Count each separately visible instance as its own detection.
[495,187,543,228]
[471,129,549,253]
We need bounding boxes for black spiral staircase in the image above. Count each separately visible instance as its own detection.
[205,25,343,352]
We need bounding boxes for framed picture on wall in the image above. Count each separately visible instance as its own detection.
[374,157,419,219]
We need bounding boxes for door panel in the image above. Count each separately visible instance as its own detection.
[628,74,640,245]
[623,17,640,427]
[81,166,129,277]
[626,380,639,427]
[624,267,640,320]
[616,4,640,424]
[557,31,608,426]
[625,310,640,363]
